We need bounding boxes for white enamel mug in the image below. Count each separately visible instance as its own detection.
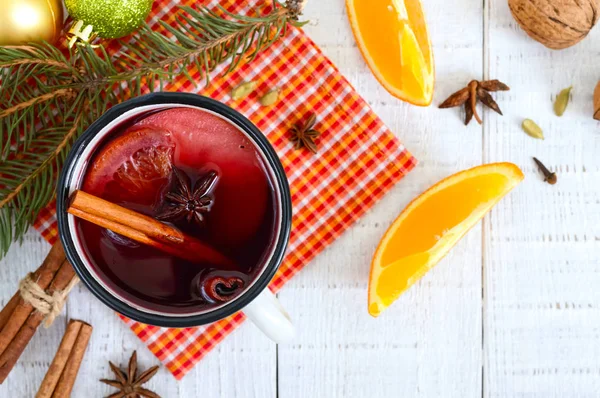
[56,93,294,343]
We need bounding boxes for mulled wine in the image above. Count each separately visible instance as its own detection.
[76,107,278,314]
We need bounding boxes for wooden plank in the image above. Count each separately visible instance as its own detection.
[483,1,600,396]
[277,1,484,397]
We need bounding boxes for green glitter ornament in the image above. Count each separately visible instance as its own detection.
[65,0,154,39]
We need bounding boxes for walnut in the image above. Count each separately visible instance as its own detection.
[508,0,600,49]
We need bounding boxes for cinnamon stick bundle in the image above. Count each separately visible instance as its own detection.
[68,190,235,269]
[0,242,78,383]
[36,320,92,398]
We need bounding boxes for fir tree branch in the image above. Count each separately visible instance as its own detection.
[0,112,83,210]
[1,58,70,69]
[0,89,75,118]
[81,5,292,88]
[0,44,75,74]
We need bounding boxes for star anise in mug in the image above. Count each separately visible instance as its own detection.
[156,167,217,226]
[100,351,160,398]
[290,113,320,153]
[439,79,510,125]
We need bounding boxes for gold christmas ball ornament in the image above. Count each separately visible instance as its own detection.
[508,0,600,50]
[0,0,64,45]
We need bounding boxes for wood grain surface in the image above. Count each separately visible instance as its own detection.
[0,0,598,396]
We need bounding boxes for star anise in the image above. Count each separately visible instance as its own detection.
[100,351,160,398]
[439,79,510,125]
[156,167,217,226]
[290,113,320,153]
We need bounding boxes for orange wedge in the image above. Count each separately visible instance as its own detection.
[346,0,434,106]
[368,163,524,317]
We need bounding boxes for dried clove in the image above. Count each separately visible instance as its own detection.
[533,157,557,185]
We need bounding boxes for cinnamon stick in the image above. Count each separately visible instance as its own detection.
[68,190,235,269]
[35,321,82,398]
[0,258,76,383]
[0,245,66,331]
[0,294,20,330]
[36,320,92,398]
[42,320,92,398]
[52,321,92,398]
[0,242,66,362]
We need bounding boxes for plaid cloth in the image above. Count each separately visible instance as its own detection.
[33,0,416,379]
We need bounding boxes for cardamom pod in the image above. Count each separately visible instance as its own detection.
[522,119,544,140]
[554,86,572,116]
[259,89,280,106]
[231,81,257,100]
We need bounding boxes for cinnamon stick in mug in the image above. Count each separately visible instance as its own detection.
[68,190,236,269]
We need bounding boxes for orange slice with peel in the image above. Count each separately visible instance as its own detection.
[346,0,434,106]
[368,163,524,317]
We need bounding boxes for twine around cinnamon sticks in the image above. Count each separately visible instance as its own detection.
[19,270,79,328]
[0,242,79,383]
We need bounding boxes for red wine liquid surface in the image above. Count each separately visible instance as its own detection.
[77,107,278,314]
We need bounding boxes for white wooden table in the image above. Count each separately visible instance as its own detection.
[1,1,599,396]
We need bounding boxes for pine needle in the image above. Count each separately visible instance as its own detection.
[0,2,305,257]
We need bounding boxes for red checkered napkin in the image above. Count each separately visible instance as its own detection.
[34,0,416,379]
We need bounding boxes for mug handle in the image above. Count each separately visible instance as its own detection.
[243,289,294,343]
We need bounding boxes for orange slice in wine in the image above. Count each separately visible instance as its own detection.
[83,127,174,206]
